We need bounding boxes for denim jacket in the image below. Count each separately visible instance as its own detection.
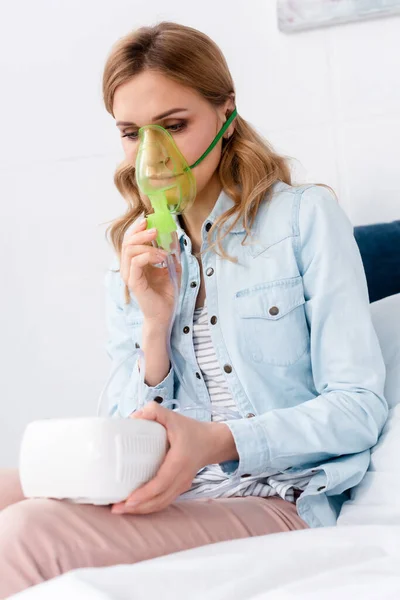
[104,181,388,528]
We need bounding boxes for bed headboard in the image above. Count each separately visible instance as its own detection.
[354,220,400,303]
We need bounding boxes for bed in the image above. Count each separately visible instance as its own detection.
[12,221,400,599]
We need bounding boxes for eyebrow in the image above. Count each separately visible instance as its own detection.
[116,108,188,128]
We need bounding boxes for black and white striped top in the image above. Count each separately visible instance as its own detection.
[192,301,239,423]
[180,301,313,503]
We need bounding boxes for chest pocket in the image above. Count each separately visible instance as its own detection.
[235,276,309,366]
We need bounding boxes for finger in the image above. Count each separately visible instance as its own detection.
[114,489,177,515]
[122,246,167,289]
[128,250,168,291]
[134,484,188,514]
[111,480,167,514]
[125,450,183,507]
[125,244,166,259]
[121,244,164,284]
[130,474,194,514]
[121,220,147,281]
[123,228,157,248]
[130,402,170,425]
[124,218,147,238]
[112,476,187,515]
[130,409,144,420]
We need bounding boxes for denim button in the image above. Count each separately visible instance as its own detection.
[190,281,197,288]
[317,486,326,492]
[206,267,214,277]
[224,364,232,373]
[205,222,212,232]
[183,326,190,334]
[196,372,201,379]
[246,413,255,418]
[154,396,163,404]
[269,306,279,316]
[135,342,140,348]
[210,316,217,325]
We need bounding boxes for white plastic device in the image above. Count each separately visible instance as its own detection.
[19,417,168,505]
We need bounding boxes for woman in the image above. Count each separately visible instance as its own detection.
[0,22,387,597]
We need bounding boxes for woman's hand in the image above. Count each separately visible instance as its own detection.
[111,402,239,515]
[120,218,181,328]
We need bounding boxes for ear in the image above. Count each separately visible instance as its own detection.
[221,95,236,139]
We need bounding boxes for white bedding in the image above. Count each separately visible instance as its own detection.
[12,294,400,599]
[12,524,400,599]
[338,405,400,526]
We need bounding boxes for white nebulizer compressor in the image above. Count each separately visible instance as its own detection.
[19,110,239,506]
[20,418,168,505]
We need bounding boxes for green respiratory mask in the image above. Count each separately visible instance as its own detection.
[135,108,237,252]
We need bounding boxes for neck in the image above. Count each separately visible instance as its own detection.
[179,173,222,254]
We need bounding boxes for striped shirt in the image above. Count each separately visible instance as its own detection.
[180,301,313,503]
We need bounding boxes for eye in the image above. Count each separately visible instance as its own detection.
[121,131,139,141]
[166,122,186,133]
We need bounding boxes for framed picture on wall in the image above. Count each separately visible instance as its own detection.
[278,0,400,32]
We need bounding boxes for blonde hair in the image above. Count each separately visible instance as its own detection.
[102,22,292,304]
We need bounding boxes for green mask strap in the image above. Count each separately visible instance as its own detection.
[189,108,237,169]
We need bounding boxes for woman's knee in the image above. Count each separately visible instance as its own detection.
[0,498,69,597]
[0,498,67,569]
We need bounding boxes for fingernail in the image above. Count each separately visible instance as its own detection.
[126,500,139,508]
[147,228,156,234]
[111,505,125,514]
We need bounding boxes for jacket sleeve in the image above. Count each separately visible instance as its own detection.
[223,185,388,477]
[103,258,175,418]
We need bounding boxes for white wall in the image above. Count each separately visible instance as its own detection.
[0,0,399,466]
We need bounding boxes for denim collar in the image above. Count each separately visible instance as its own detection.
[173,181,288,241]
[174,188,246,240]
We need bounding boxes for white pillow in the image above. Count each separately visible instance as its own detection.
[338,406,400,526]
[338,294,400,526]
[370,293,400,409]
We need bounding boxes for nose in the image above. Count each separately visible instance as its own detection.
[141,129,170,173]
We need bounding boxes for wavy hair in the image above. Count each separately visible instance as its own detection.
[102,22,292,304]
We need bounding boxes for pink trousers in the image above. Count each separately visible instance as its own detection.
[0,468,308,598]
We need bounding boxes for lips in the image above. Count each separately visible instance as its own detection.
[147,173,183,182]
[148,175,174,181]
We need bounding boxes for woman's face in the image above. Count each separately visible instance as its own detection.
[113,70,233,201]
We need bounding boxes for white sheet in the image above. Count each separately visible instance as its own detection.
[12,524,400,600]
[12,294,400,599]
[370,294,400,410]
[338,405,400,526]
